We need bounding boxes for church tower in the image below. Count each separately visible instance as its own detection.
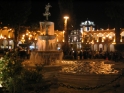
[80,19,95,32]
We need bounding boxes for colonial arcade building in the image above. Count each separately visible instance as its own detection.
[18,19,124,52]
[0,27,14,49]
[68,19,124,52]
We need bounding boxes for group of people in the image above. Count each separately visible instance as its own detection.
[69,50,124,62]
[1,47,124,63]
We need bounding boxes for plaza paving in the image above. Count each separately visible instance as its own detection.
[23,59,124,93]
[50,59,124,93]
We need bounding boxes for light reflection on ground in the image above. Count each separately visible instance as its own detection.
[60,60,119,74]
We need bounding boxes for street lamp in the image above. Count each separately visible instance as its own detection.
[64,16,69,31]
[64,16,69,44]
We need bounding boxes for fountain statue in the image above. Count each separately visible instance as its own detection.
[29,3,63,65]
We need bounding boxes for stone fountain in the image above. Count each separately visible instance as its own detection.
[29,3,63,65]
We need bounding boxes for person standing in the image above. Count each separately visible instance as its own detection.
[27,48,31,59]
[79,50,83,60]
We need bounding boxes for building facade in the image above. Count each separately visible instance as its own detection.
[0,27,14,49]
[68,19,124,52]
[18,20,124,52]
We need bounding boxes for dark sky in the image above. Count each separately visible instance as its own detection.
[73,1,115,29]
[27,0,116,30]
[27,0,59,25]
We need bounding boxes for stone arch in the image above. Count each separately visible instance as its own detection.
[9,40,14,49]
[99,44,103,51]
[94,44,97,51]
[104,44,107,51]
[110,44,114,51]
[3,39,8,48]
[120,31,124,36]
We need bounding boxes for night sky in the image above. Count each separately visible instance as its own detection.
[27,0,117,30]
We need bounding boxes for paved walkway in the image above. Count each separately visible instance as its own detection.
[57,59,124,93]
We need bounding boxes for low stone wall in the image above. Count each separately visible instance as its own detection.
[58,73,121,87]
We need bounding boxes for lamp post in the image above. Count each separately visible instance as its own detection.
[63,16,70,56]
[64,16,69,44]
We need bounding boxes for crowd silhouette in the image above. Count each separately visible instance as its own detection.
[68,50,124,62]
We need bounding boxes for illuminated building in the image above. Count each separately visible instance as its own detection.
[68,19,124,52]
[18,19,124,52]
[54,30,64,50]
[18,29,38,49]
[68,30,82,49]
[0,27,14,49]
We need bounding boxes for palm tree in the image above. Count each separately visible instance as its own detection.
[105,1,124,44]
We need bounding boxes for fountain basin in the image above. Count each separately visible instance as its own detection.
[30,50,63,65]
